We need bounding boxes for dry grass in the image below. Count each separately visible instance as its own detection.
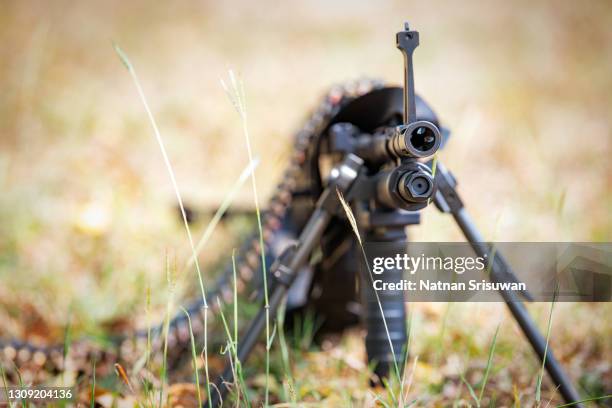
[0,0,610,406]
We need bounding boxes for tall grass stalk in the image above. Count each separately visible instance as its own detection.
[1,363,10,405]
[221,69,271,406]
[216,297,250,407]
[232,250,251,406]
[132,284,153,382]
[336,189,401,393]
[461,373,479,406]
[277,298,296,405]
[536,292,557,404]
[427,153,439,206]
[512,385,522,407]
[555,395,611,407]
[158,255,175,408]
[113,44,212,404]
[459,323,501,407]
[146,285,152,368]
[370,391,392,408]
[430,153,439,178]
[182,160,259,275]
[555,189,567,219]
[291,308,320,351]
[90,359,96,408]
[399,311,416,407]
[180,307,202,408]
[134,284,153,375]
[61,311,72,386]
[478,324,500,403]
[231,250,238,357]
[10,363,25,408]
[400,355,419,407]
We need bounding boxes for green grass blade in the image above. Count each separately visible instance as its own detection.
[113,43,209,307]
[370,390,392,408]
[216,297,250,408]
[146,284,152,369]
[536,290,557,403]
[232,249,238,351]
[179,306,202,408]
[555,394,611,407]
[221,69,270,406]
[158,256,175,408]
[182,160,259,275]
[399,310,416,406]
[114,43,213,407]
[461,373,479,407]
[336,189,401,386]
[276,298,296,405]
[478,324,500,403]
[90,358,96,408]
[430,153,439,178]
[14,365,25,408]
[62,310,72,386]
[0,362,10,405]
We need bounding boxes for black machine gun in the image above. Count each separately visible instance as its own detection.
[209,22,584,407]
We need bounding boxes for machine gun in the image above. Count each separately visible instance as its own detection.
[208,22,583,407]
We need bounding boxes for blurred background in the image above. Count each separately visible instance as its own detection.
[0,0,610,404]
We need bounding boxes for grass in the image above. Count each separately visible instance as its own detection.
[291,308,322,352]
[536,293,557,405]
[13,365,25,408]
[221,69,272,406]
[461,372,480,406]
[336,189,402,403]
[114,43,214,405]
[1,363,10,405]
[181,160,259,277]
[555,394,612,407]
[399,311,416,406]
[216,296,249,407]
[225,250,251,406]
[146,285,152,369]
[90,359,96,408]
[61,314,72,385]
[66,302,609,406]
[158,256,176,408]
[478,324,500,404]
[180,306,202,407]
[276,298,296,405]
[232,250,239,359]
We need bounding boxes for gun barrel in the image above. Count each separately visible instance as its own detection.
[387,121,441,159]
